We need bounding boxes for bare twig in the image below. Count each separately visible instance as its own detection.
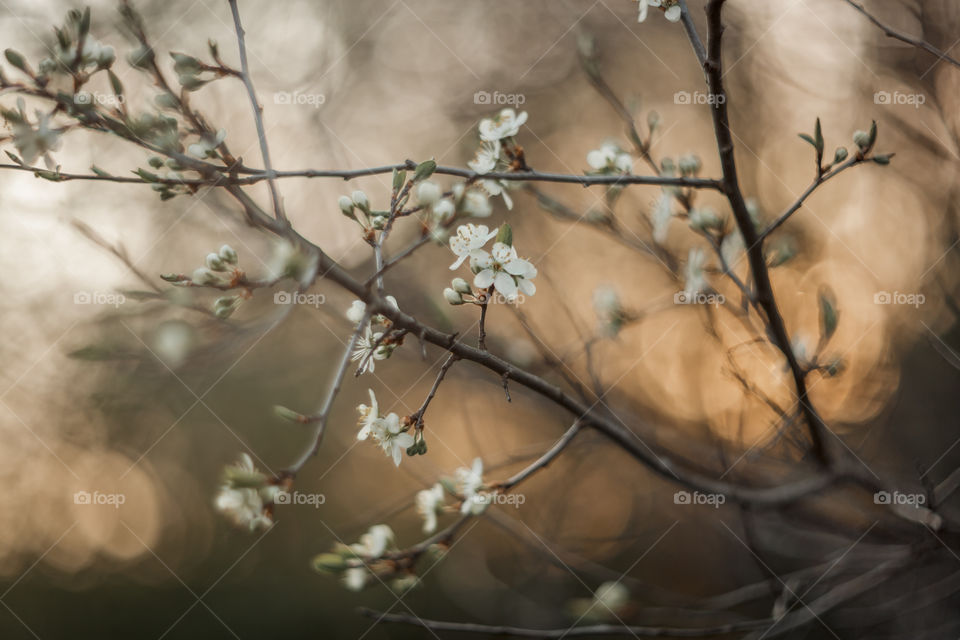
[838,0,960,70]
[228,0,285,223]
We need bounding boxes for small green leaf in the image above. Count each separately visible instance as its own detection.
[134,168,160,182]
[814,118,824,154]
[872,153,894,165]
[4,49,27,72]
[412,158,436,182]
[311,553,348,574]
[79,7,91,38]
[273,405,307,423]
[107,70,124,98]
[392,168,406,192]
[495,222,513,247]
[6,151,23,165]
[798,133,817,149]
[867,120,877,148]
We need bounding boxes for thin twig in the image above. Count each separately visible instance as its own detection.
[228,0,285,223]
[838,0,960,70]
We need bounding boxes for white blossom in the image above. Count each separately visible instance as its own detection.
[356,389,380,441]
[468,140,501,174]
[342,567,367,592]
[455,457,487,514]
[213,453,277,532]
[587,142,632,174]
[351,326,386,375]
[417,180,442,205]
[462,189,493,218]
[478,108,528,142]
[9,108,62,168]
[346,296,398,325]
[350,524,395,557]
[449,224,497,270]
[376,412,415,467]
[470,242,537,301]
[637,0,682,23]
[187,128,226,158]
[416,483,446,534]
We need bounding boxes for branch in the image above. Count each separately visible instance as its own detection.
[695,0,830,463]
[228,0,285,223]
[838,0,960,70]
[283,311,371,476]
[759,156,863,240]
[495,420,582,491]
[357,609,771,638]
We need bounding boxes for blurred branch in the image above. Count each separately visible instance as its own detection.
[838,0,960,70]
[356,608,771,637]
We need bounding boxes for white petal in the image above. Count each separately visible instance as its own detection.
[665,5,682,21]
[474,269,495,289]
[494,272,518,299]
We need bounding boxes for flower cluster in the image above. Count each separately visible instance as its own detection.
[448,224,537,302]
[417,180,493,243]
[586,142,633,174]
[1,99,62,168]
[356,390,418,466]
[468,108,529,209]
[213,453,285,532]
[312,524,408,592]
[33,9,116,75]
[455,457,492,515]
[347,297,403,375]
[339,189,390,232]
[636,0,682,23]
[415,483,446,534]
[160,245,247,317]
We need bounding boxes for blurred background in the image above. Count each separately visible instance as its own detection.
[1,0,960,637]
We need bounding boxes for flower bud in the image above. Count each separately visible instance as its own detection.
[678,154,701,175]
[834,147,848,163]
[219,244,238,264]
[351,190,369,212]
[338,195,354,217]
[451,278,472,295]
[853,130,870,151]
[416,181,441,205]
[191,267,219,286]
[443,287,464,305]
[206,252,227,271]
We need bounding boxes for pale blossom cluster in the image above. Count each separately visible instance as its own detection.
[347,297,400,375]
[2,99,62,168]
[636,0,682,23]
[213,453,286,532]
[468,108,529,209]
[586,142,633,174]
[356,390,415,466]
[448,224,537,302]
